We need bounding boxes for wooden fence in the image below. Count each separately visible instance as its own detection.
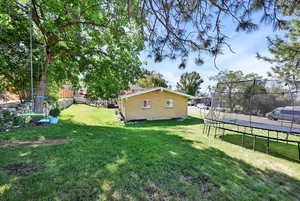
[59,89,74,98]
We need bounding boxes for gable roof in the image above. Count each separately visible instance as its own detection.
[119,87,195,99]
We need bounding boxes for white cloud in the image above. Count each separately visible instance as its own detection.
[141,18,282,91]
[226,54,271,76]
[160,71,180,89]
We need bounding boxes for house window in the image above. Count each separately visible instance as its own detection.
[165,99,174,108]
[143,99,152,108]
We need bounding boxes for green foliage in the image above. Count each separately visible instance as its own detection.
[210,71,264,113]
[135,70,168,89]
[83,39,144,99]
[176,72,203,96]
[0,111,25,132]
[1,0,144,109]
[46,95,59,107]
[0,2,41,100]
[49,108,60,117]
[210,70,244,84]
[257,20,300,81]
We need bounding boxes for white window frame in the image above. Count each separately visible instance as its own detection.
[143,99,152,108]
[165,99,174,108]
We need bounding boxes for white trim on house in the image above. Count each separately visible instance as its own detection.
[119,87,195,99]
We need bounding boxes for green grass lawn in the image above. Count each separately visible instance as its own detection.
[1,104,300,201]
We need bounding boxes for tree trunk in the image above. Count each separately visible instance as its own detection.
[34,72,47,113]
[34,52,51,113]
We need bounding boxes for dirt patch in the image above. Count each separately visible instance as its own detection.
[4,160,44,176]
[0,138,71,147]
[181,174,220,196]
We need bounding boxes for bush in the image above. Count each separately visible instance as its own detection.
[0,111,26,132]
[49,108,60,117]
[47,95,58,107]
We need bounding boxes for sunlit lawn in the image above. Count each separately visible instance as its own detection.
[0,104,300,201]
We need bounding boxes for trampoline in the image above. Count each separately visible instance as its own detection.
[204,79,300,160]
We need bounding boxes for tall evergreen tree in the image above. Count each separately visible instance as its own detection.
[257,20,300,81]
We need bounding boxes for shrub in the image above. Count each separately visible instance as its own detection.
[49,108,60,117]
[47,95,58,107]
[0,111,26,132]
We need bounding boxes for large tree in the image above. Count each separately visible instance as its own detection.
[135,70,168,89]
[1,0,144,112]
[176,71,203,96]
[257,20,300,81]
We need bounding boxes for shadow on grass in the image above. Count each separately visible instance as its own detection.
[222,133,300,163]
[125,116,204,128]
[0,119,300,201]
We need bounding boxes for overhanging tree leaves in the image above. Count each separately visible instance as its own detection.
[0,7,42,101]
[84,42,143,99]
[134,0,299,68]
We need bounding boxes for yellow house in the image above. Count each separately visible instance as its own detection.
[118,87,193,122]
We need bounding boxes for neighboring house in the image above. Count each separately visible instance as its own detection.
[194,96,212,106]
[59,84,74,99]
[118,87,194,122]
[119,85,144,96]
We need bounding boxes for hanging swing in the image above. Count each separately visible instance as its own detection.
[18,5,47,120]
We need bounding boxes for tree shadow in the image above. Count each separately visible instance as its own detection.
[222,133,300,163]
[1,119,300,201]
[125,116,204,128]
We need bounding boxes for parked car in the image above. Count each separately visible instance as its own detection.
[187,101,196,106]
[197,103,209,110]
[266,107,300,123]
[74,89,87,104]
[215,107,225,112]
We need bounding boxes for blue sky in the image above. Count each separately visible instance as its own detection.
[140,13,286,93]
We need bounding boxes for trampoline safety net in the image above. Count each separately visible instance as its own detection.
[204,79,300,160]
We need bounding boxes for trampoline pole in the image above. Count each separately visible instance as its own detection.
[222,123,225,139]
[214,123,217,138]
[242,133,245,146]
[253,135,256,151]
[298,143,300,161]
[286,133,289,144]
[267,130,270,154]
[207,125,211,137]
[276,131,279,143]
